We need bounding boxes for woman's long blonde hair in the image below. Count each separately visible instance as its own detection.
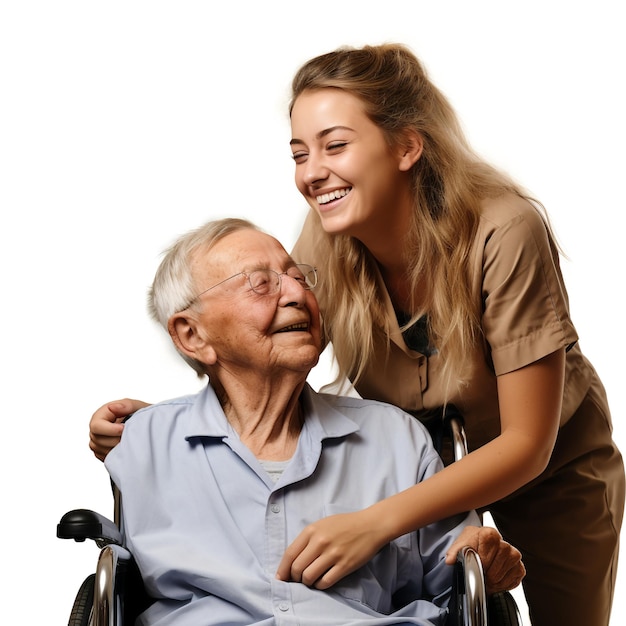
[290,43,536,394]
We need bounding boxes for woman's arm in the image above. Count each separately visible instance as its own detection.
[89,398,151,461]
[276,348,564,588]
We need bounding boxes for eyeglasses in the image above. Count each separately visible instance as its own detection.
[191,263,318,303]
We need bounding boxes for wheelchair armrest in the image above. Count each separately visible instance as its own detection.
[57,508,122,546]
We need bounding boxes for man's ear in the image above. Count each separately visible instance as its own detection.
[168,312,217,365]
[397,130,423,172]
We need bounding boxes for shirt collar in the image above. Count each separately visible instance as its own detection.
[183,383,232,440]
[182,382,360,443]
[182,382,361,488]
[299,384,360,440]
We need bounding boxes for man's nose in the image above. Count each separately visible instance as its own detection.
[278,274,307,306]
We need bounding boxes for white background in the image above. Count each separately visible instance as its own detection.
[1,1,624,623]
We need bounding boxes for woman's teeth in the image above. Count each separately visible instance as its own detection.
[316,188,351,205]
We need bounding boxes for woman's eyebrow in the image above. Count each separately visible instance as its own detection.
[290,125,355,145]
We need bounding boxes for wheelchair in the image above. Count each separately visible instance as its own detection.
[57,409,522,626]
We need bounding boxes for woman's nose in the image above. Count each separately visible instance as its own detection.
[302,153,329,186]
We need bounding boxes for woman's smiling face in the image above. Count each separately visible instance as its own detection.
[290,88,417,244]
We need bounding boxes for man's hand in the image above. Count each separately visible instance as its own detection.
[89,398,150,461]
[445,526,525,595]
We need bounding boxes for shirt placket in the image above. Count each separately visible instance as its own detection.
[266,489,296,623]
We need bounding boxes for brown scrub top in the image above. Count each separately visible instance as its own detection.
[292,193,599,454]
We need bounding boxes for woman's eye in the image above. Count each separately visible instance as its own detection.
[291,152,308,163]
[327,141,347,151]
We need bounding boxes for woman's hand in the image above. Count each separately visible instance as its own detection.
[275,508,389,589]
[89,398,150,461]
[445,526,525,595]
[276,514,525,594]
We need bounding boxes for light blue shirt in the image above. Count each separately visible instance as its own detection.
[105,384,480,625]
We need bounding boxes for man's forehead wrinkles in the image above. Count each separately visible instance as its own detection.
[196,231,294,276]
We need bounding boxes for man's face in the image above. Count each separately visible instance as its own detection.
[190,229,322,378]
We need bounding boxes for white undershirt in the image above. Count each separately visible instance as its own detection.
[259,459,290,483]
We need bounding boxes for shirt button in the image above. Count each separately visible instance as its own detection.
[278,602,289,612]
[271,504,281,513]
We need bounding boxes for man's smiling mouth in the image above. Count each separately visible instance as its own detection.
[316,188,351,205]
[276,322,309,333]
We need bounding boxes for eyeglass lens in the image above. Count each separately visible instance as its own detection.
[248,265,317,295]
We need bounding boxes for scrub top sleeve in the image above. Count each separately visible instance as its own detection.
[481,207,578,375]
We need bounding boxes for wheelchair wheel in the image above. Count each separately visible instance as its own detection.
[488,591,522,626]
[68,574,94,626]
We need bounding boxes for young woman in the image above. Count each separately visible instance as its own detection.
[90,44,624,625]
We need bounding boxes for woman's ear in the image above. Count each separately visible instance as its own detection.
[397,130,423,171]
[168,312,217,365]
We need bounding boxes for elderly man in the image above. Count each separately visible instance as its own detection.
[103,218,523,625]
